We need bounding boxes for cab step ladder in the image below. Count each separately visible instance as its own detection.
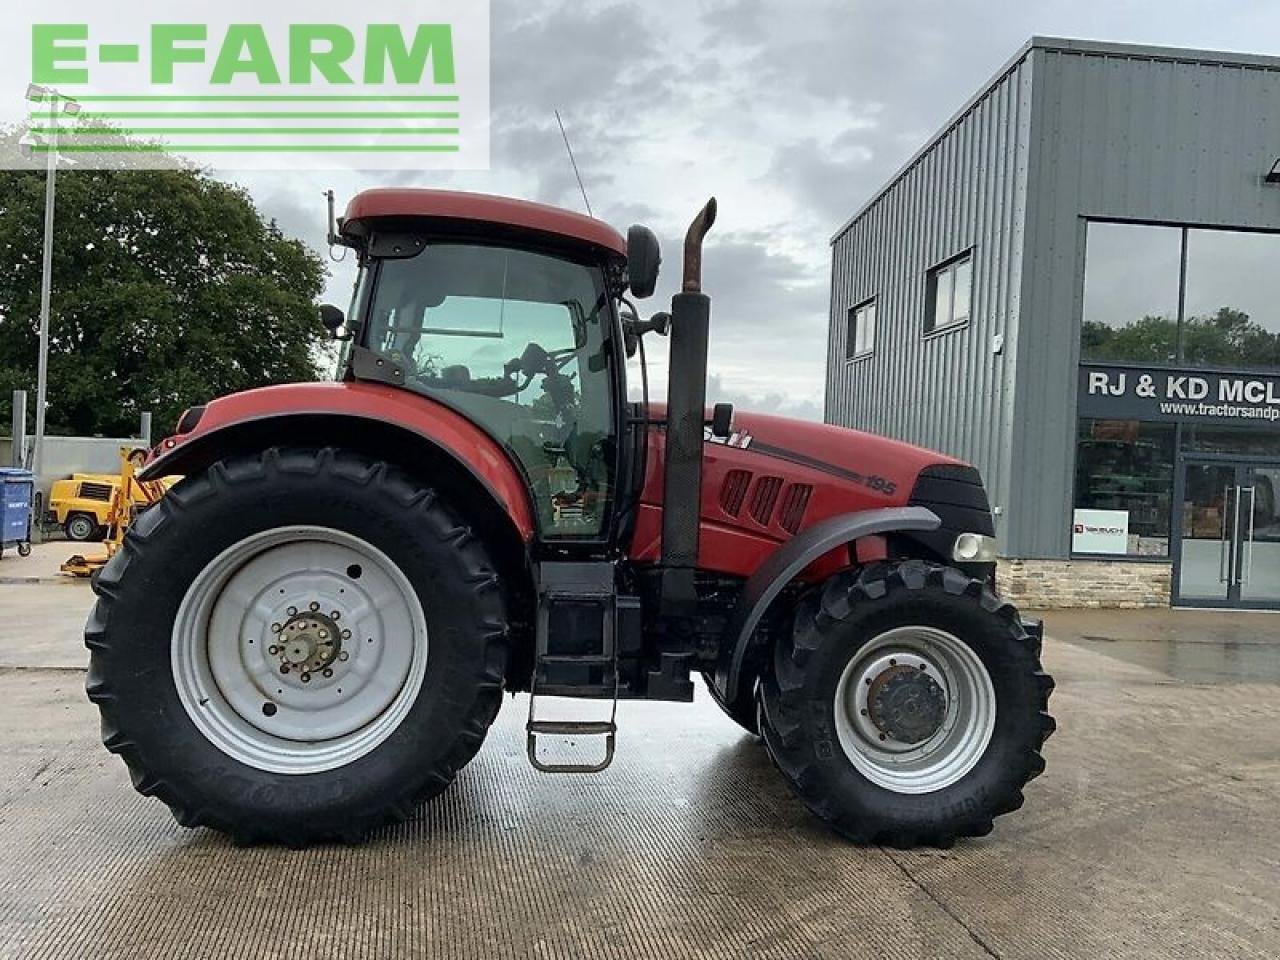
[525,562,620,773]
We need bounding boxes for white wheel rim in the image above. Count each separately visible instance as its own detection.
[833,626,996,794]
[172,526,428,775]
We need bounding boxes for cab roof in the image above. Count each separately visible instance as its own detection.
[342,188,627,257]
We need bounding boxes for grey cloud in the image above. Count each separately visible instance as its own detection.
[230,0,1280,422]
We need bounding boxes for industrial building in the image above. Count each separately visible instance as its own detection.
[826,36,1280,609]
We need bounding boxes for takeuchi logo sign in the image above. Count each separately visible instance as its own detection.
[2,0,490,171]
[1078,363,1280,424]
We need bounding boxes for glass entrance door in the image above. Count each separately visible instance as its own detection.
[1176,460,1280,607]
[1240,463,1280,605]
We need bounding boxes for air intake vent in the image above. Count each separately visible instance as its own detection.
[719,469,752,516]
[79,482,113,502]
[748,476,783,526]
[778,484,813,533]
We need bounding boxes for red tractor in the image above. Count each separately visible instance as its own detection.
[85,190,1054,847]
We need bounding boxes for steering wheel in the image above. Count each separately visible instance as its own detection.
[503,342,579,389]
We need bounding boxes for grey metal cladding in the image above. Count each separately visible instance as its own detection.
[1014,42,1280,557]
[826,49,1034,552]
[829,37,1280,558]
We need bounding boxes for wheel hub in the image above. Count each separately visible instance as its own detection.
[867,665,947,744]
[272,610,342,677]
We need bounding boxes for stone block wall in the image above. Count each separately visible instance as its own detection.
[997,558,1172,609]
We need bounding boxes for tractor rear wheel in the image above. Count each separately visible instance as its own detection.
[759,559,1054,847]
[85,447,509,846]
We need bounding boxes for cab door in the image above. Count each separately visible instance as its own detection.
[362,241,620,541]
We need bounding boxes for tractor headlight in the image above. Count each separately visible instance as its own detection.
[952,532,998,563]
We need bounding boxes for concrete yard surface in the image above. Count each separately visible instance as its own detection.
[1,555,1279,959]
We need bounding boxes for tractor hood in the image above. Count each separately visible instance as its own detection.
[719,409,968,496]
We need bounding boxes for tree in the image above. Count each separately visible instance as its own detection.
[0,138,326,438]
[1083,306,1280,368]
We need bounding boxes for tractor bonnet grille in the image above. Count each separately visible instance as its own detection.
[78,482,113,502]
[748,476,783,526]
[719,469,752,517]
[778,483,813,533]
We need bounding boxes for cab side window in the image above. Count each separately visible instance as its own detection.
[367,244,615,538]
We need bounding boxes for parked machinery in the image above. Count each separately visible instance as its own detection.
[85,191,1054,847]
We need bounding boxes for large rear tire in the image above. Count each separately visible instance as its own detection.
[85,447,509,846]
[760,560,1054,847]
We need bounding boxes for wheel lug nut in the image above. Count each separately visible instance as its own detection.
[323,669,333,678]
[287,606,298,616]
[271,623,282,634]
[301,673,311,683]
[341,630,351,640]
[331,611,341,620]
[281,665,290,674]
[338,652,349,662]
[268,645,279,655]
[309,602,320,612]
[318,630,328,639]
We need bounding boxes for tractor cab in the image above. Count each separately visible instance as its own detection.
[332,190,648,547]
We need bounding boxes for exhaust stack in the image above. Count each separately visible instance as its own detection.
[660,198,717,620]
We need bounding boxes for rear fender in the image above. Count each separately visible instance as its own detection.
[712,506,941,713]
[140,382,537,543]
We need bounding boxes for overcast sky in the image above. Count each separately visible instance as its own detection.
[230,0,1280,421]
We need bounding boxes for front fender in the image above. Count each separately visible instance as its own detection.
[140,381,537,542]
[713,506,941,711]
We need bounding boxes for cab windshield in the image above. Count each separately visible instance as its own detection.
[364,243,616,538]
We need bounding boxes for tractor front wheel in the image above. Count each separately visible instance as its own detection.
[85,447,509,845]
[760,559,1054,847]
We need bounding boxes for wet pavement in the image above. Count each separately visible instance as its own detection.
[2,548,1279,959]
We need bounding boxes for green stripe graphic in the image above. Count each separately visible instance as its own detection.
[33,127,461,136]
[33,144,461,153]
[56,95,460,102]
[34,112,460,120]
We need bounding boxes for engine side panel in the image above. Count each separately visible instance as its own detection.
[629,410,968,579]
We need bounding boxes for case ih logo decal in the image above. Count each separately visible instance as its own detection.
[3,1,490,171]
[704,426,753,449]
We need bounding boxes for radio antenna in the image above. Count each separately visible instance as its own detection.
[555,109,593,218]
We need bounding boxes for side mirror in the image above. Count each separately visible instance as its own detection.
[319,304,346,338]
[626,225,661,299]
[710,403,734,439]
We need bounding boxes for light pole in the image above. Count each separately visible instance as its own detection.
[20,84,80,483]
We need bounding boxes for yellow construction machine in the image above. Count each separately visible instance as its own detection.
[61,449,175,579]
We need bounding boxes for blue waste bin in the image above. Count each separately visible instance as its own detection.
[0,468,35,558]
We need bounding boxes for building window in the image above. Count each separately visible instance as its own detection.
[1082,221,1280,370]
[925,253,972,334]
[1073,419,1175,557]
[1082,222,1181,364]
[1182,229,1280,370]
[847,299,876,359]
